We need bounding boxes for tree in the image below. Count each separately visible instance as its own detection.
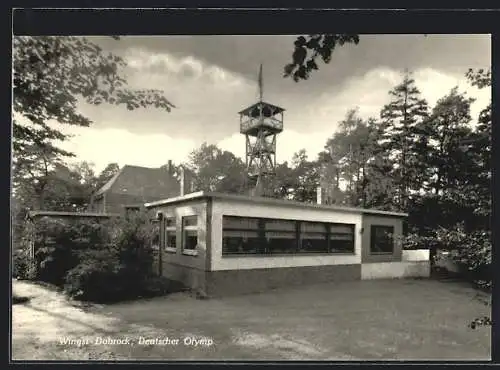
[95,163,120,190]
[284,35,360,82]
[417,88,476,198]
[13,36,175,209]
[379,71,429,211]
[269,162,296,199]
[289,149,321,203]
[407,69,491,291]
[188,143,247,194]
[12,143,63,210]
[321,110,389,208]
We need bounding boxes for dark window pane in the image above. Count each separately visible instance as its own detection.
[183,216,197,227]
[166,230,176,249]
[166,217,175,227]
[223,230,260,255]
[300,222,327,253]
[223,216,259,230]
[370,225,394,253]
[300,233,328,253]
[266,231,296,254]
[301,222,326,233]
[184,229,198,250]
[265,219,296,232]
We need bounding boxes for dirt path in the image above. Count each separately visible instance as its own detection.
[12,280,329,361]
[11,279,490,361]
[12,280,128,360]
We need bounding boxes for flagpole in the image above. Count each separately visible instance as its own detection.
[258,63,263,102]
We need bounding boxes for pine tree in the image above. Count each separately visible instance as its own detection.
[379,71,429,211]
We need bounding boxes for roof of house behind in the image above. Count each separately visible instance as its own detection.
[93,165,184,200]
[145,191,409,218]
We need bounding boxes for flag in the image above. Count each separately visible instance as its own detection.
[258,63,263,101]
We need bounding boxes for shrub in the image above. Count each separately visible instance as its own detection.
[34,217,110,285]
[12,248,37,280]
[64,250,127,303]
[402,223,491,290]
[63,212,158,303]
[23,212,171,303]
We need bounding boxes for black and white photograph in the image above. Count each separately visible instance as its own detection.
[11,11,492,362]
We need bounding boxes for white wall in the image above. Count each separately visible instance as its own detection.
[210,199,363,271]
[361,261,430,280]
[155,199,208,271]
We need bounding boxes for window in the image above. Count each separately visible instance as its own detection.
[182,216,198,255]
[265,219,297,254]
[370,225,394,254]
[329,224,355,253]
[222,216,261,255]
[222,215,355,256]
[299,222,328,253]
[165,217,176,252]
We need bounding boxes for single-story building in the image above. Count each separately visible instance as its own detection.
[145,191,430,297]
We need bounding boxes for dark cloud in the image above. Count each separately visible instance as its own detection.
[82,34,490,142]
[93,34,490,89]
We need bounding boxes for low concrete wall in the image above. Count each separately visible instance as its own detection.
[402,249,430,262]
[206,264,361,297]
[161,261,207,292]
[361,261,430,280]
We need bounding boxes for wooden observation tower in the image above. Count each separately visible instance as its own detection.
[238,64,285,196]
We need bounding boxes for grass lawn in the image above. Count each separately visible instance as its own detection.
[11,278,491,361]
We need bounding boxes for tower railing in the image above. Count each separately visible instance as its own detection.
[240,117,283,133]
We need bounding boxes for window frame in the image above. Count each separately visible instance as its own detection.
[182,215,198,256]
[164,216,177,253]
[370,225,395,255]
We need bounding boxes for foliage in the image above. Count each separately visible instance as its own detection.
[13,36,174,210]
[379,72,429,211]
[24,212,165,303]
[95,163,120,190]
[188,142,247,193]
[322,110,388,208]
[470,316,492,330]
[33,217,110,285]
[12,248,35,280]
[62,213,157,303]
[284,35,360,82]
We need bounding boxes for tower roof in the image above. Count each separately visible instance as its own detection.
[238,101,285,117]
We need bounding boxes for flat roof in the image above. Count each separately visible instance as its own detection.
[26,211,121,219]
[144,191,408,218]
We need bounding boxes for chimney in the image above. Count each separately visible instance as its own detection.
[179,166,185,196]
[316,186,323,205]
[167,160,173,176]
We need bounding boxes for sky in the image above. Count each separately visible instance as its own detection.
[54,34,491,173]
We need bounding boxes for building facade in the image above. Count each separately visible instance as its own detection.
[146,192,430,297]
[90,163,195,214]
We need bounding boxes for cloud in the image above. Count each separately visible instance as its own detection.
[23,61,490,175]
[122,47,247,88]
[56,124,195,173]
